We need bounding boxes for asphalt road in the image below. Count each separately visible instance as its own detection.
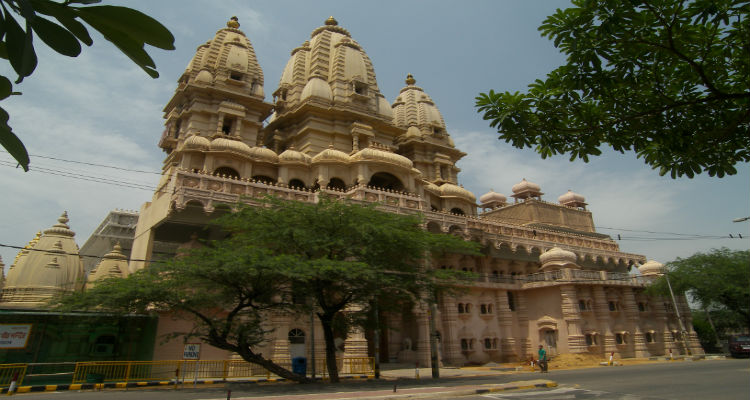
[460,358,750,400]
[9,358,749,399]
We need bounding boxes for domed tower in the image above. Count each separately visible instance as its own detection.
[392,74,466,185]
[157,16,274,177]
[392,74,474,214]
[263,17,418,192]
[0,212,84,309]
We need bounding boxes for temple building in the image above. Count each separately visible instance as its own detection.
[1,16,703,365]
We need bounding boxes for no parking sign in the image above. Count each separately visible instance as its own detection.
[183,343,201,360]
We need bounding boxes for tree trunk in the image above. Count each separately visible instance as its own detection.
[319,312,340,382]
[205,337,312,383]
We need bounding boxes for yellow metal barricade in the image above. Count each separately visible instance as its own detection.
[68,356,374,384]
[0,364,26,388]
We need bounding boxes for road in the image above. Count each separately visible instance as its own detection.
[460,358,749,399]
[9,358,748,399]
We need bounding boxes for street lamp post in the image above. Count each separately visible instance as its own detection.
[663,271,691,356]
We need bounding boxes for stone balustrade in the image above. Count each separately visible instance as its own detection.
[167,169,645,266]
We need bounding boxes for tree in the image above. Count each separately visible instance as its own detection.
[60,196,479,383]
[475,0,749,178]
[218,196,479,382]
[647,248,750,332]
[0,0,175,172]
[59,240,314,382]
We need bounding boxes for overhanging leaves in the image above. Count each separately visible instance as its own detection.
[476,0,750,178]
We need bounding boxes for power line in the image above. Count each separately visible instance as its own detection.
[29,153,161,175]
[2,155,745,241]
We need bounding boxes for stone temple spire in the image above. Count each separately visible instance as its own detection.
[0,212,84,309]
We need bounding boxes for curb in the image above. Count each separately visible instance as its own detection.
[323,380,558,400]
[0,375,374,394]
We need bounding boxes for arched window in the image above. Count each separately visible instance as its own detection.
[368,172,404,191]
[213,167,240,179]
[327,177,346,190]
[288,329,305,344]
[252,175,275,185]
[458,303,465,313]
[289,179,306,189]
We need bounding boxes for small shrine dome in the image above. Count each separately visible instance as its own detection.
[558,190,587,209]
[351,144,413,169]
[210,137,253,157]
[479,189,507,208]
[511,178,543,201]
[279,146,312,165]
[539,247,580,271]
[311,145,351,164]
[300,75,333,102]
[86,242,128,287]
[440,183,476,203]
[638,260,665,276]
[181,134,211,151]
[248,146,279,163]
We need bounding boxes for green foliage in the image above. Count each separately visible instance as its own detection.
[647,248,750,331]
[217,196,479,381]
[61,196,479,383]
[0,0,175,171]
[476,0,750,178]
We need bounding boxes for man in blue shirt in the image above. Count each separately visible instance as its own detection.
[538,345,548,372]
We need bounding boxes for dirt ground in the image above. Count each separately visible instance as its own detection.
[514,353,672,371]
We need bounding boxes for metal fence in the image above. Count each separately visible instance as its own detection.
[0,364,26,388]
[69,357,373,384]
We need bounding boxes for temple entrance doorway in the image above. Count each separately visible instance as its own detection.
[541,329,558,357]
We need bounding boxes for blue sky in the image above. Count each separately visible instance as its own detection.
[1,1,747,273]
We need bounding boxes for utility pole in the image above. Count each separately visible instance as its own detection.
[310,306,316,379]
[373,300,380,379]
[664,272,691,356]
[428,296,440,378]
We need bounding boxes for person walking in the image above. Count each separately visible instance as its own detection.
[538,344,548,373]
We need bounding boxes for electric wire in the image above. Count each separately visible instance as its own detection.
[1,154,745,242]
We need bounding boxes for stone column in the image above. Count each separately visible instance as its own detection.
[622,288,648,357]
[439,296,463,365]
[495,289,517,361]
[414,306,432,367]
[516,291,531,358]
[592,286,615,356]
[651,297,671,356]
[343,327,368,358]
[560,283,586,353]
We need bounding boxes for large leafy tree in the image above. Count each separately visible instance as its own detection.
[648,248,750,331]
[61,196,478,383]
[0,0,175,172]
[476,0,749,178]
[58,240,313,382]
[219,196,479,382]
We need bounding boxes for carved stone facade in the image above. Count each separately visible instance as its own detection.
[0,17,703,364]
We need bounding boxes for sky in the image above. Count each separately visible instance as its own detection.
[1,0,748,274]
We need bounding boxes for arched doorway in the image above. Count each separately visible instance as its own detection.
[540,329,558,357]
[213,166,240,179]
[368,172,404,191]
[288,328,306,359]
